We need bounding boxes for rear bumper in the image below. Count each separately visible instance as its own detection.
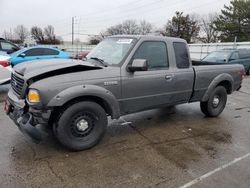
[5,90,50,142]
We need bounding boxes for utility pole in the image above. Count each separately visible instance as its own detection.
[72,17,75,45]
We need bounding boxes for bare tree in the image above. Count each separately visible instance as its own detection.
[31,26,45,43]
[138,20,153,35]
[199,13,219,43]
[106,24,124,35]
[105,19,154,36]
[2,30,13,41]
[121,20,139,34]
[44,25,56,43]
[14,25,29,43]
[88,32,107,45]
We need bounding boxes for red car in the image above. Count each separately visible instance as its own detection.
[73,51,89,60]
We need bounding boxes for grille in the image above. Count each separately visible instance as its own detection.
[11,73,25,97]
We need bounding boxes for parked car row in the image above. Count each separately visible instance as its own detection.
[10,46,71,65]
[0,43,73,84]
[193,49,250,75]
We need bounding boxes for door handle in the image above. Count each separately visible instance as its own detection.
[165,75,173,81]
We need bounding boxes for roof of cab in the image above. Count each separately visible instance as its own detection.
[108,35,187,43]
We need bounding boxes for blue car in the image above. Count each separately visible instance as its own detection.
[10,46,71,66]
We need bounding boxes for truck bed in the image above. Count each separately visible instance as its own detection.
[190,63,243,102]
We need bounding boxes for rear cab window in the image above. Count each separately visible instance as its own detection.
[173,42,190,68]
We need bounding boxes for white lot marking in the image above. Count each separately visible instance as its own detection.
[179,152,250,188]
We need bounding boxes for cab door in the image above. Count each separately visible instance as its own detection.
[121,41,183,114]
[120,40,194,114]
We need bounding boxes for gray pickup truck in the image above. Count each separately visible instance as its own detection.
[5,35,245,151]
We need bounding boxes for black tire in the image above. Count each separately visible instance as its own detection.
[54,101,107,151]
[200,86,227,117]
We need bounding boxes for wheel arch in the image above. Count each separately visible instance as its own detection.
[201,73,233,102]
[47,85,121,119]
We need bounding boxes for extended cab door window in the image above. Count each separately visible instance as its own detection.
[173,42,189,68]
[133,41,169,70]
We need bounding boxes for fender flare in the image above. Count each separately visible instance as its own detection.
[47,85,120,119]
[201,73,233,102]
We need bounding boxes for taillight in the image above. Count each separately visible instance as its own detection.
[0,60,10,67]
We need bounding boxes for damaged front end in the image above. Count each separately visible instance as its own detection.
[5,59,104,142]
[5,89,50,143]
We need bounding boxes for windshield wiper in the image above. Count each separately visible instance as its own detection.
[89,57,108,67]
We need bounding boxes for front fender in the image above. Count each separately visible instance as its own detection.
[47,85,120,119]
[201,73,233,102]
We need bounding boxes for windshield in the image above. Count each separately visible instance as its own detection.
[86,37,136,66]
[202,51,232,63]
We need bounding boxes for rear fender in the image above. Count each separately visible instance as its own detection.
[201,73,233,102]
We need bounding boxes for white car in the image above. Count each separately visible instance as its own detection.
[0,53,12,85]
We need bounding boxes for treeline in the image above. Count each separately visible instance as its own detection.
[3,25,63,45]
[90,0,250,44]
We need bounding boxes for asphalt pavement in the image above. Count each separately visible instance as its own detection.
[0,77,250,188]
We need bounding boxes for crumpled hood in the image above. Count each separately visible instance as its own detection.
[13,59,102,80]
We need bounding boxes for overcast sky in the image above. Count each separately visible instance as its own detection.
[0,0,231,42]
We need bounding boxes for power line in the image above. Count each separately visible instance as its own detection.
[74,0,183,26]
[43,0,150,25]
[54,0,225,40]
[50,0,212,34]
[76,0,221,31]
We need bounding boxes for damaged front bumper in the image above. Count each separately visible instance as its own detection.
[5,90,51,143]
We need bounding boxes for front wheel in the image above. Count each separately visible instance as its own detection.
[54,101,107,151]
[200,86,227,117]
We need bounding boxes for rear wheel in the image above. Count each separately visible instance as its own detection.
[53,101,107,151]
[200,86,227,117]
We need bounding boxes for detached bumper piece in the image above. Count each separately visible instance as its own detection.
[16,113,45,143]
[7,102,47,143]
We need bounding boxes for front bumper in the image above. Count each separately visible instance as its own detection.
[5,90,50,142]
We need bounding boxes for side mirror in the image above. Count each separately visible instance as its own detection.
[128,59,148,72]
[19,53,26,58]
